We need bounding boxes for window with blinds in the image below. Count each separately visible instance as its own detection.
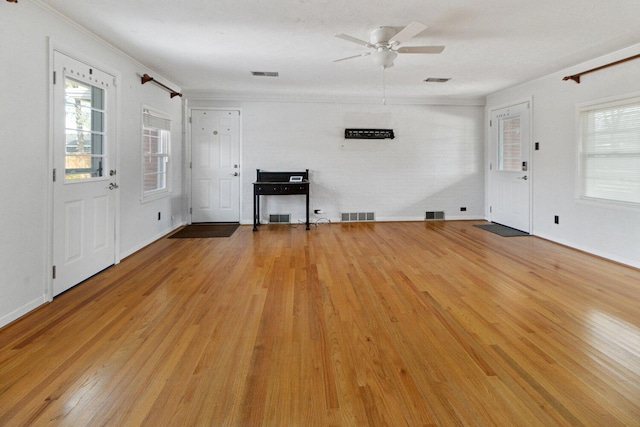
[498,116,522,172]
[579,97,640,206]
[142,108,171,198]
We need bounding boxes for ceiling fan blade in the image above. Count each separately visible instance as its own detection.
[335,34,373,48]
[332,52,371,63]
[397,46,445,54]
[389,21,427,45]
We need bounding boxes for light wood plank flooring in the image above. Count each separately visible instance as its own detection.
[1,221,640,426]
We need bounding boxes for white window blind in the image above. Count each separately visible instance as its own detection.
[580,98,640,205]
[498,116,522,172]
[143,109,171,131]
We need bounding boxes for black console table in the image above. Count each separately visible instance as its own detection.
[253,169,310,231]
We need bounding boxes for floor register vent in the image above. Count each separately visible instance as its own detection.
[269,214,291,223]
[425,211,445,220]
[341,212,375,222]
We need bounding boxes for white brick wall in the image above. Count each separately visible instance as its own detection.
[187,98,485,223]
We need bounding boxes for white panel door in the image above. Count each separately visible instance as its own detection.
[191,110,240,222]
[52,52,117,296]
[489,101,531,233]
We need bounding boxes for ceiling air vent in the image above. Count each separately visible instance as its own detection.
[251,71,279,77]
[424,78,450,83]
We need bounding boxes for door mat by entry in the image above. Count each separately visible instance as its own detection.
[473,223,530,237]
[169,223,240,238]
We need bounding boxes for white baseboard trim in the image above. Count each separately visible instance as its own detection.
[120,223,185,260]
[376,216,427,222]
[534,232,640,270]
[0,295,47,329]
[242,216,486,224]
[441,215,486,221]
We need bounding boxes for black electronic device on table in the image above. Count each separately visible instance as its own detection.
[253,169,310,231]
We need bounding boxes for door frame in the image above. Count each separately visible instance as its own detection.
[185,103,243,224]
[46,40,122,302]
[486,97,533,233]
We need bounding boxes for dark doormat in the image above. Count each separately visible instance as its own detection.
[474,223,530,237]
[169,223,240,238]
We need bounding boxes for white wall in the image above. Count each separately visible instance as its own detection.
[0,1,184,327]
[186,97,486,224]
[487,44,640,268]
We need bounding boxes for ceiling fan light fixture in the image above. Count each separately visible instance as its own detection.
[372,48,398,68]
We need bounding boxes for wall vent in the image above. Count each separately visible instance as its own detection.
[251,71,279,77]
[269,214,290,223]
[341,212,375,222]
[425,211,445,220]
[424,77,451,83]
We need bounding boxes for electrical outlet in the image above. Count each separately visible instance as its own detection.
[158,212,161,221]
[554,215,559,224]
[460,207,467,212]
[314,209,324,214]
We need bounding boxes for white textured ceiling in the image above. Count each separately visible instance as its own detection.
[37,0,640,99]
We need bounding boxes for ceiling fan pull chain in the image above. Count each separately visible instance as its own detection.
[382,67,386,105]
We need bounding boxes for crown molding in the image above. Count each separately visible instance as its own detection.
[183,89,486,106]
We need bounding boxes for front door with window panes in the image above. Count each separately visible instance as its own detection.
[52,52,117,296]
[488,101,531,233]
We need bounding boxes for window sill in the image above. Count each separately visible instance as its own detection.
[576,196,640,212]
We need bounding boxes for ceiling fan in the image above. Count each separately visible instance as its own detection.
[333,22,444,69]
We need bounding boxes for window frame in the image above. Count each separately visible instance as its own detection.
[577,94,640,209]
[141,106,172,201]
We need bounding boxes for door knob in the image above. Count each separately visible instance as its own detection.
[517,175,528,180]
[232,172,239,176]
[108,183,119,190]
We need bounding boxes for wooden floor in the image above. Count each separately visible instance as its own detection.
[2,221,640,426]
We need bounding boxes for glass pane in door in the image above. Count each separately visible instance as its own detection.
[64,78,106,180]
[498,116,521,172]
